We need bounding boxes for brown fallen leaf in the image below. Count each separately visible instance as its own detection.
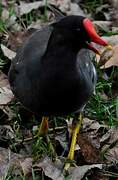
[101,45,118,68]
[0,147,31,178]
[0,87,14,105]
[49,0,85,16]
[78,133,101,164]
[20,158,32,176]
[55,131,68,153]
[15,1,45,16]
[95,35,118,67]
[82,118,104,149]
[105,145,118,163]
[94,21,112,33]
[99,47,113,67]
[0,105,15,121]
[34,156,64,180]
[101,127,118,163]
[109,0,118,26]
[103,35,118,45]
[68,164,103,180]
[75,118,104,164]
[0,71,14,105]
[82,118,101,132]
[106,45,118,67]
[101,127,118,145]
[0,125,15,141]
[90,171,109,180]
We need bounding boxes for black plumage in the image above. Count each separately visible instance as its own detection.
[8,15,97,116]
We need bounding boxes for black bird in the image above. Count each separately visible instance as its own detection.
[8,15,110,169]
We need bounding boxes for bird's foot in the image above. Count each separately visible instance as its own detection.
[64,113,83,170]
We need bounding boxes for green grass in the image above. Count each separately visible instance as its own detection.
[32,137,50,160]
[0,1,16,33]
[0,0,48,33]
[80,0,104,13]
[86,66,118,126]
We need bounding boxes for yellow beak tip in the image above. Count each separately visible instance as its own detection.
[106,45,112,50]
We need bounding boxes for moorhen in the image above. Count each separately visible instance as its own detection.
[8,15,110,169]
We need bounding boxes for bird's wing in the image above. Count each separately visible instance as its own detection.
[12,25,53,66]
[76,49,97,88]
[8,25,53,88]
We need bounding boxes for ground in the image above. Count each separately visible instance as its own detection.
[0,0,118,179]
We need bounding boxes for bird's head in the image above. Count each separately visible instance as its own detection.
[54,16,112,54]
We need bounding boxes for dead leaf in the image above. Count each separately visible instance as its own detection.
[1,44,16,60]
[101,127,118,145]
[112,26,118,33]
[101,127,118,163]
[55,131,68,153]
[99,47,113,67]
[75,119,102,164]
[103,35,118,45]
[105,145,118,163]
[78,134,101,164]
[49,0,85,16]
[0,87,14,105]
[1,8,9,21]
[68,164,103,180]
[0,70,14,105]
[90,171,109,180]
[109,0,118,26]
[68,3,85,16]
[94,21,112,32]
[28,20,42,30]
[82,118,102,149]
[102,45,118,68]
[0,147,30,178]
[34,156,64,180]
[82,118,101,132]
[95,35,118,68]
[1,0,8,7]
[20,158,32,176]
[0,105,15,121]
[0,125,15,141]
[50,0,70,13]
[15,1,45,16]
[6,15,18,29]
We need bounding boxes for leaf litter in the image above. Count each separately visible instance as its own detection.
[0,70,14,105]
[0,0,118,179]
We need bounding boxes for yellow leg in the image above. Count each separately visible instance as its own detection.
[34,116,55,156]
[34,116,49,138]
[64,113,83,170]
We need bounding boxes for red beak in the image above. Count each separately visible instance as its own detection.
[83,18,109,54]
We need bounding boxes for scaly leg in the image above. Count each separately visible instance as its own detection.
[64,113,83,170]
